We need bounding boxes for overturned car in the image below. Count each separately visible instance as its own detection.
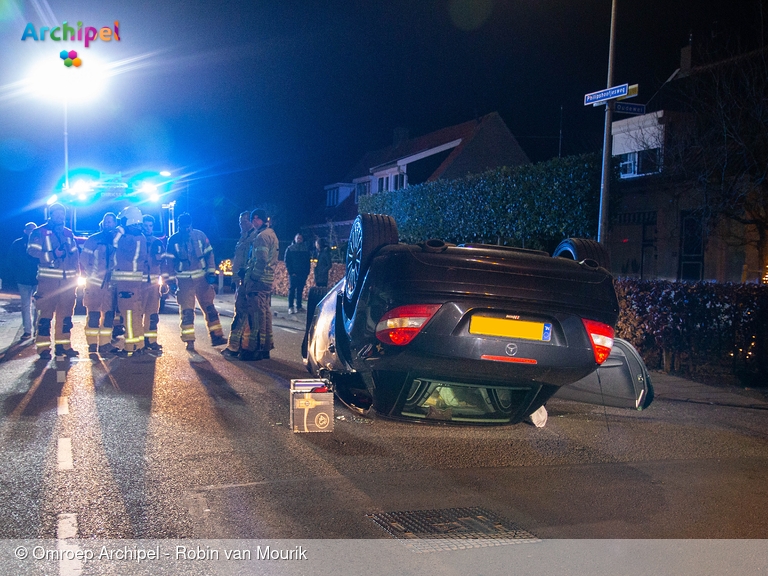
[302,214,652,425]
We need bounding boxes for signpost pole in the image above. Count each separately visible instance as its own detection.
[597,0,617,244]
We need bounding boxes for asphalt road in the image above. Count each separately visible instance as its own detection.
[1,308,767,546]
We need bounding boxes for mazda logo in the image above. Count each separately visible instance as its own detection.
[505,343,518,356]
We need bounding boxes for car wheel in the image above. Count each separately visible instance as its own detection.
[553,238,611,269]
[343,214,398,317]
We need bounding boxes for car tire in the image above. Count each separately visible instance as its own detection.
[343,214,398,317]
[553,238,611,269]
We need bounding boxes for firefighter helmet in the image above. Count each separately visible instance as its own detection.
[119,206,143,227]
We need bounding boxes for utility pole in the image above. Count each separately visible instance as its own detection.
[597,0,617,244]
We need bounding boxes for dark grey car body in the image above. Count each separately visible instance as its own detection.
[304,236,652,425]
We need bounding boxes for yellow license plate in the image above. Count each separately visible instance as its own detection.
[469,317,552,341]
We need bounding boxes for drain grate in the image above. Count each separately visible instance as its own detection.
[367,507,539,553]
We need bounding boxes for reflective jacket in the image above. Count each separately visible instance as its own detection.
[232,228,255,274]
[81,229,115,287]
[27,221,79,280]
[166,228,216,281]
[245,225,279,289]
[144,233,166,283]
[112,226,147,283]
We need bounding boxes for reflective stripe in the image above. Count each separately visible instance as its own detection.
[54,339,70,345]
[176,269,205,279]
[112,271,144,281]
[28,243,43,250]
[132,240,142,271]
[143,331,157,337]
[208,323,222,332]
[126,310,134,340]
[38,268,65,278]
[181,328,196,335]
[36,341,50,348]
[87,277,105,286]
[99,329,113,336]
[84,328,100,336]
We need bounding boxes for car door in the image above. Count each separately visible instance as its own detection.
[552,338,653,410]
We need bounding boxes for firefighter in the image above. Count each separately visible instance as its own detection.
[26,202,80,359]
[221,211,255,358]
[141,214,165,353]
[165,213,226,351]
[111,206,147,357]
[81,212,119,355]
[240,209,279,361]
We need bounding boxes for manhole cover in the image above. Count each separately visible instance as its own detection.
[367,507,539,552]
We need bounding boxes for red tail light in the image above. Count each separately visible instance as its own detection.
[375,304,442,346]
[582,318,614,364]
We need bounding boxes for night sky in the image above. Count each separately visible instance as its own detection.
[0,0,763,252]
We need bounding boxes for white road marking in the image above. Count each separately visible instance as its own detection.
[57,513,78,538]
[57,513,82,575]
[277,326,300,333]
[57,396,69,416]
[58,438,73,470]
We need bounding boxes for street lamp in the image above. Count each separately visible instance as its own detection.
[26,55,107,192]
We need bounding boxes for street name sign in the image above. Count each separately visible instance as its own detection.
[615,102,646,115]
[616,84,639,102]
[584,83,628,106]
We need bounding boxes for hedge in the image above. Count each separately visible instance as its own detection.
[272,261,346,301]
[615,279,768,384]
[358,153,601,250]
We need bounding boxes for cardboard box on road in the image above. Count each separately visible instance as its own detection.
[290,379,333,433]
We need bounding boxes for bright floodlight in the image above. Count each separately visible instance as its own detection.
[139,182,157,194]
[149,193,160,202]
[27,54,108,103]
[46,194,58,205]
[160,170,171,177]
[71,179,93,194]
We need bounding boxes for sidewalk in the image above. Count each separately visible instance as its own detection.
[1,289,767,409]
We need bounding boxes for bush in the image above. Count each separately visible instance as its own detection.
[272,261,345,300]
[616,279,768,384]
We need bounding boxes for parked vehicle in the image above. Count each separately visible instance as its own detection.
[302,214,652,425]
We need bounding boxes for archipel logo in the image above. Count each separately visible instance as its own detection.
[60,50,81,68]
[21,21,120,68]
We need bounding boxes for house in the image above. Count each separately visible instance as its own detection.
[311,112,530,241]
[609,106,763,283]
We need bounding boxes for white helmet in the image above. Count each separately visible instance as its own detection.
[119,206,143,227]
